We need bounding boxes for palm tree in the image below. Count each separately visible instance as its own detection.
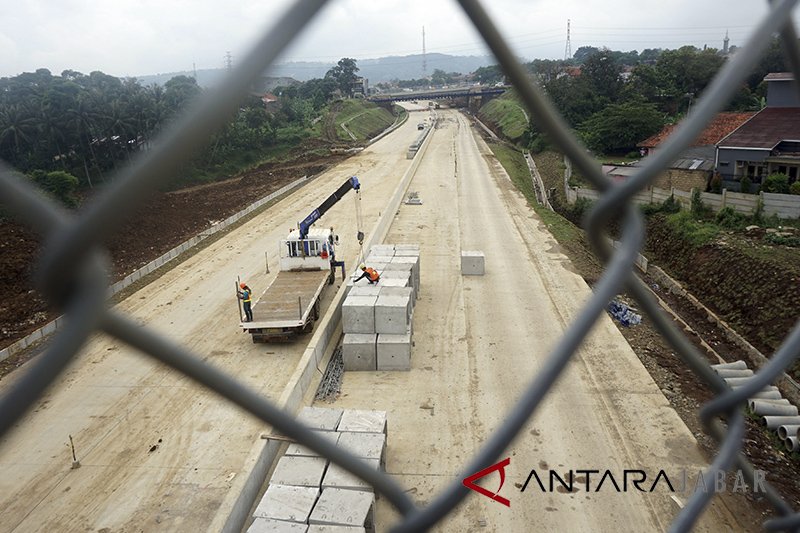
[0,104,37,166]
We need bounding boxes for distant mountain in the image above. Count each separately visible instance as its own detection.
[133,53,497,87]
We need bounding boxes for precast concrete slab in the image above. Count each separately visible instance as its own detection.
[377,277,410,291]
[306,526,366,533]
[297,407,343,431]
[336,432,387,466]
[308,488,374,530]
[377,332,412,371]
[285,431,341,458]
[338,410,388,434]
[342,334,377,371]
[375,294,411,334]
[460,250,485,275]
[321,459,381,492]
[342,295,378,334]
[253,484,320,523]
[270,456,328,488]
[365,255,394,265]
[247,517,309,533]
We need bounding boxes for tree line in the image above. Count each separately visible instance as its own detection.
[0,57,367,205]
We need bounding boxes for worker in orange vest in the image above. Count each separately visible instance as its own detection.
[355,263,380,284]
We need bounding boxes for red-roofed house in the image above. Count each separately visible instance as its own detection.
[635,112,755,191]
[716,73,800,190]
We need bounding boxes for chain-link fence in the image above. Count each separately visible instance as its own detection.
[2,0,800,531]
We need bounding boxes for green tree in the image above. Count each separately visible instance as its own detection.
[325,58,359,98]
[763,173,790,193]
[579,101,664,154]
[473,65,503,85]
[29,170,80,207]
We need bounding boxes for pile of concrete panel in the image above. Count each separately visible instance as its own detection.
[248,407,388,533]
[712,361,800,452]
[342,244,420,371]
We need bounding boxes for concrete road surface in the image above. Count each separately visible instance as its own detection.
[325,110,745,531]
[0,113,433,532]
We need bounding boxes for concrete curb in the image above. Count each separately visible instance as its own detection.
[218,120,437,533]
[0,175,310,363]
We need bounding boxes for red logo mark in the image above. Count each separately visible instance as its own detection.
[462,457,511,507]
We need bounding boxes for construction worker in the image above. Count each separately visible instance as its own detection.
[238,282,253,322]
[355,263,380,284]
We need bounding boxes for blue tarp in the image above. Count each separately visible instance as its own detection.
[607,300,642,327]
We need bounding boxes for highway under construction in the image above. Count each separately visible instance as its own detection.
[0,104,770,532]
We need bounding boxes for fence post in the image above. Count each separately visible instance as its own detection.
[721,188,727,209]
[649,186,654,205]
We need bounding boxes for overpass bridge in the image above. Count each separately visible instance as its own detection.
[368,85,506,104]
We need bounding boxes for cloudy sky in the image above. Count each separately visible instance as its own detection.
[0,0,792,79]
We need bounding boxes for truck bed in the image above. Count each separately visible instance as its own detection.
[242,269,330,330]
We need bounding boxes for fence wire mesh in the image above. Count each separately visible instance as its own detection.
[2,0,800,531]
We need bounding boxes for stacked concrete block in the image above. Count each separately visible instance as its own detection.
[389,255,420,294]
[322,458,381,491]
[337,431,387,469]
[297,407,343,431]
[342,334,377,371]
[248,518,309,532]
[347,286,381,298]
[307,527,365,533]
[377,332,412,371]
[338,410,388,435]
[255,408,387,532]
[369,244,395,257]
[270,456,328,488]
[461,251,485,275]
[285,430,341,458]
[374,293,412,335]
[308,489,374,532]
[253,484,320,523]
[342,295,377,334]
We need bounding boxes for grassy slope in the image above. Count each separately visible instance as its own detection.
[479,91,528,141]
[334,99,397,141]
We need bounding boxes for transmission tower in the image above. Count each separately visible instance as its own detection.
[564,19,572,61]
[422,26,427,76]
[225,51,233,71]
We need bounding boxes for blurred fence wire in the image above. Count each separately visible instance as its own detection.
[2,0,800,531]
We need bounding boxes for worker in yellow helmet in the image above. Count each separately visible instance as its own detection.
[238,282,253,321]
[354,263,380,284]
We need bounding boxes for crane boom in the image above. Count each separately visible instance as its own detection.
[298,176,361,239]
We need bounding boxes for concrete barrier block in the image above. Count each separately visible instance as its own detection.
[253,484,319,523]
[337,432,386,466]
[378,287,414,311]
[390,256,419,292]
[270,456,328,488]
[285,431,341,457]
[297,407,343,431]
[375,294,411,334]
[393,243,420,253]
[342,334,377,371]
[342,295,377,334]
[365,255,393,265]
[369,244,395,257]
[461,251,485,275]
[338,410,387,434]
[377,332,412,371]
[322,459,380,492]
[308,488,374,529]
[248,518,309,532]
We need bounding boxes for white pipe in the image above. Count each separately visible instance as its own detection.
[748,398,791,410]
[778,424,800,440]
[748,391,783,400]
[712,360,748,370]
[785,436,799,453]
[725,377,777,389]
[750,401,798,416]
[715,369,754,379]
[762,415,800,430]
